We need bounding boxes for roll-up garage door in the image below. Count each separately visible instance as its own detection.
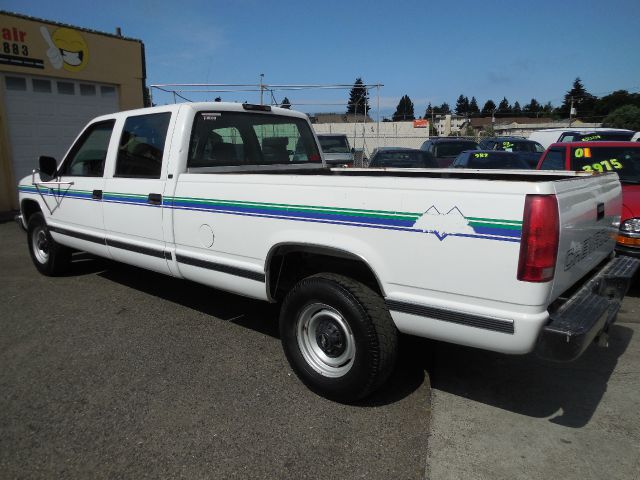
[2,73,119,182]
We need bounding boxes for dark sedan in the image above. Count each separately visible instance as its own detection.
[368,148,438,168]
[451,150,531,169]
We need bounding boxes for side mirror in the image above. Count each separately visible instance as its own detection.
[39,156,57,180]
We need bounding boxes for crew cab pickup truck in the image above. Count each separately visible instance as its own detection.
[537,141,640,257]
[16,103,639,402]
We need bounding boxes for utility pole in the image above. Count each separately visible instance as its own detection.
[259,73,264,105]
[569,96,574,127]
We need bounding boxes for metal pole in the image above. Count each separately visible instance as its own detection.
[569,96,574,127]
[376,85,380,150]
[259,73,264,105]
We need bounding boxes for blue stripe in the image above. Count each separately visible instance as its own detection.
[19,187,521,244]
[472,226,522,238]
[169,200,415,227]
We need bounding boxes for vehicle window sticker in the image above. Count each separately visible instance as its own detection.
[474,153,488,158]
[581,159,623,172]
[574,147,592,158]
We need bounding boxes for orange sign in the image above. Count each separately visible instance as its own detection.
[413,119,428,128]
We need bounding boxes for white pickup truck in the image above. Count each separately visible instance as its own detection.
[17,102,639,402]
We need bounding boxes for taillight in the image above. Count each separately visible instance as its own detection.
[517,194,559,282]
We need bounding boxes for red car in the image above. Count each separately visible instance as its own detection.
[537,141,640,257]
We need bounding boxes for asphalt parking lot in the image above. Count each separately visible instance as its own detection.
[1,219,639,479]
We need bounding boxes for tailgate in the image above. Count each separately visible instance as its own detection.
[550,172,621,302]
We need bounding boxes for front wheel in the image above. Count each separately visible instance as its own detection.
[279,273,398,402]
[27,212,70,276]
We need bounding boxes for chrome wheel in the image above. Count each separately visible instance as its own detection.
[31,226,50,264]
[296,302,356,377]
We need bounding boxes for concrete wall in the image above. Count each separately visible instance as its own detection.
[313,121,430,156]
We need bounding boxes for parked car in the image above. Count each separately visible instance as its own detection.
[420,138,479,167]
[537,141,640,257]
[478,137,544,167]
[368,147,438,168]
[317,134,354,167]
[452,150,531,169]
[529,128,635,149]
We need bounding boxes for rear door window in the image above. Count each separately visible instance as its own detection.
[115,112,171,178]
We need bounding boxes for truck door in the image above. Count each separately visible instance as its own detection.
[102,111,174,275]
[46,119,116,258]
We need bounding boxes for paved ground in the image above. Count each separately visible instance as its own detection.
[0,221,431,479]
[427,280,640,479]
[1,219,639,479]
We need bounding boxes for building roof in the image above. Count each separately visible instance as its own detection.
[0,10,143,43]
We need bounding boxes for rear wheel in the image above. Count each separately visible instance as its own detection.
[279,273,398,402]
[27,212,70,276]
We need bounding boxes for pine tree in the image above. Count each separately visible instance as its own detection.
[523,98,541,116]
[455,95,470,115]
[512,101,522,114]
[424,102,433,119]
[559,77,596,119]
[346,78,371,115]
[497,97,511,116]
[281,97,291,109]
[481,100,496,116]
[439,102,451,114]
[469,97,480,116]
[392,95,415,121]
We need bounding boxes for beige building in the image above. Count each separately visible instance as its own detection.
[0,11,146,213]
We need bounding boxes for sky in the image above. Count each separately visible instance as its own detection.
[4,0,640,118]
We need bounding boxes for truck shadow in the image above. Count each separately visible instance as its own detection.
[426,324,633,428]
[89,259,427,406]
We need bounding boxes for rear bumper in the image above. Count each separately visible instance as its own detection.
[535,255,639,362]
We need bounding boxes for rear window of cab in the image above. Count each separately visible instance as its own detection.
[188,111,321,169]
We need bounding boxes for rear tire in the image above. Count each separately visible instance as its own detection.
[27,212,70,276]
[279,273,398,402]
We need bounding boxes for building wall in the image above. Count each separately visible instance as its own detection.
[313,121,430,156]
[0,11,145,212]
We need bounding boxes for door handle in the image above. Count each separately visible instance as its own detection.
[92,189,103,200]
[148,193,162,205]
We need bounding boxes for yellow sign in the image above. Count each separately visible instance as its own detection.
[41,26,89,72]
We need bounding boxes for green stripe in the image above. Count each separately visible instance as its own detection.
[466,216,522,226]
[167,196,422,220]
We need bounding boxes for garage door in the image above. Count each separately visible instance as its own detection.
[3,73,120,182]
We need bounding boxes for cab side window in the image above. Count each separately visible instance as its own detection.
[115,113,171,178]
[540,148,565,170]
[59,120,115,177]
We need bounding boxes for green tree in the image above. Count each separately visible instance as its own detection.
[346,78,371,115]
[512,101,522,115]
[593,90,640,121]
[439,102,451,114]
[481,99,496,116]
[392,95,415,121]
[523,98,541,116]
[280,97,291,109]
[497,97,511,116]
[469,97,480,116]
[602,105,640,131]
[558,77,596,119]
[455,95,470,115]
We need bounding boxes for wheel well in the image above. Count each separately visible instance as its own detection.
[267,244,384,302]
[21,199,41,223]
